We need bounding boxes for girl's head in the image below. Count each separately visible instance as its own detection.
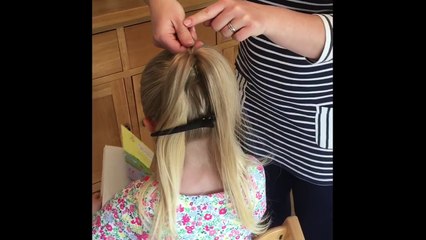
[138,47,267,237]
[141,47,240,142]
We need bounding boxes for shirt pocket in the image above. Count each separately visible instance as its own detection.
[315,106,333,149]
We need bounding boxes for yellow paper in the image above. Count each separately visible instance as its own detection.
[121,125,153,168]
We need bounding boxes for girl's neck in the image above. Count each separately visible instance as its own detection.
[180,137,223,195]
[184,137,212,166]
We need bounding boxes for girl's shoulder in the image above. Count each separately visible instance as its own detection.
[245,155,266,188]
[246,155,265,176]
[92,176,156,238]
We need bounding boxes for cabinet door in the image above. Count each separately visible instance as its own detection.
[92,78,131,192]
[131,74,156,151]
[92,30,123,79]
[125,22,163,69]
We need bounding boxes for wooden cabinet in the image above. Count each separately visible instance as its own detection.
[92,79,132,192]
[92,0,239,193]
[216,32,240,70]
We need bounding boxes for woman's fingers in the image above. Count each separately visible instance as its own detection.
[184,2,226,27]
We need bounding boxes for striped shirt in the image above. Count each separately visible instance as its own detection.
[236,0,333,186]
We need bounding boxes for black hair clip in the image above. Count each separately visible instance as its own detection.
[151,115,216,137]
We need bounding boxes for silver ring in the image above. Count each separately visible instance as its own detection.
[227,23,237,34]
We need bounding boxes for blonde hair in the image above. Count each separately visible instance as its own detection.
[137,47,268,238]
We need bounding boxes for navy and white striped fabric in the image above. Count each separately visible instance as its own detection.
[236,0,333,186]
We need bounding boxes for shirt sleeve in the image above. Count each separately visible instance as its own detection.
[254,165,267,222]
[310,13,333,64]
[247,158,267,222]
[92,180,150,239]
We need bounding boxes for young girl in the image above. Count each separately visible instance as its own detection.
[92,47,269,239]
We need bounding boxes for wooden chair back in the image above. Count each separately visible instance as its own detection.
[254,216,305,240]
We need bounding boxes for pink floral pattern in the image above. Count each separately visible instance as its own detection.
[92,159,266,239]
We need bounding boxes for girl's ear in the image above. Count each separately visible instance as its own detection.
[143,117,156,133]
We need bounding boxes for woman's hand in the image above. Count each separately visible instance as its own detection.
[183,0,270,42]
[148,0,203,53]
[184,0,326,60]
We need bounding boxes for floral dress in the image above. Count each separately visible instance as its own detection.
[92,161,266,239]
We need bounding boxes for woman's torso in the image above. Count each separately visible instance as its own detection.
[237,0,333,186]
